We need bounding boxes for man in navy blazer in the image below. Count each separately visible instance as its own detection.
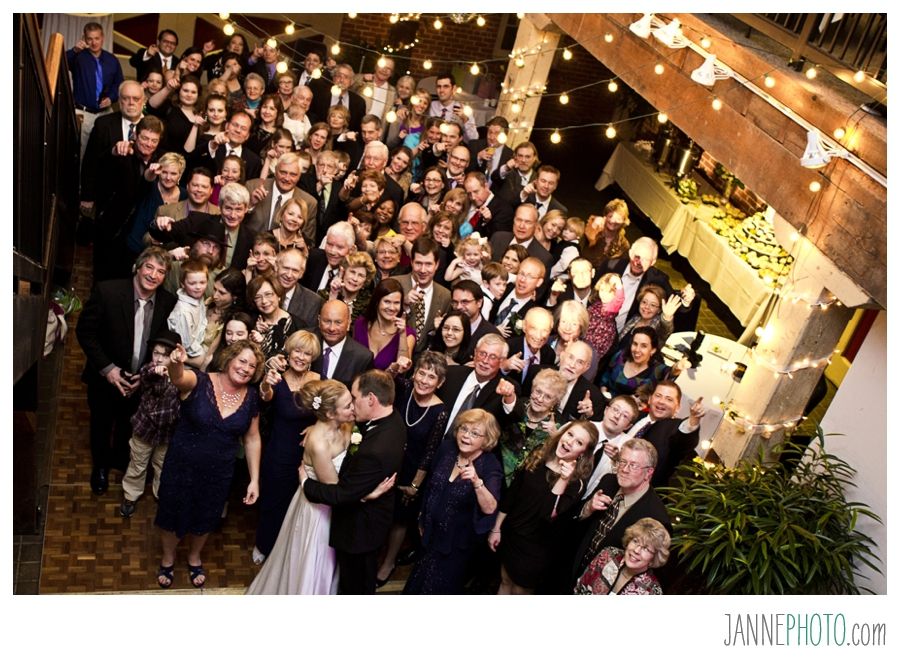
[302,370,405,593]
[76,246,177,495]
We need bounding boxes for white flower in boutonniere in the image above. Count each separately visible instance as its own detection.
[349,431,363,455]
[515,319,524,332]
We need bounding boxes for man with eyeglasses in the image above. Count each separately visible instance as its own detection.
[438,334,521,432]
[490,256,545,332]
[583,395,640,497]
[568,438,671,589]
[129,29,180,80]
[625,380,706,487]
[450,281,499,363]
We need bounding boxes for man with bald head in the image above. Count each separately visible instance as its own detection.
[530,340,604,423]
[444,145,471,190]
[501,307,556,386]
[311,300,373,384]
[489,203,554,272]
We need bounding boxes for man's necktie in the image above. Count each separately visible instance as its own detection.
[459,384,481,413]
[495,298,517,326]
[522,354,538,383]
[94,57,103,106]
[131,298,148,373]
[634,418,654,438]
[325,267,339,291]
[580,493,625,575]
[269,193,283,230]
[412,293,426,340]
[127,123,136,142]
[321,346,333,377]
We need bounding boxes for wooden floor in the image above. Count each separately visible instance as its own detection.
[39,244,416,594]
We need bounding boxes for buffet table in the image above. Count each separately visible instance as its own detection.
[596,142,777,327]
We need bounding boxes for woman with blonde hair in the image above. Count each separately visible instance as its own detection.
[581,198,631,268]
[272,198,308,254]
[491,420,599,594]
[439,187,470,231]
[321,252,376,324]
[404,408,503,594]
[246,378,394,594]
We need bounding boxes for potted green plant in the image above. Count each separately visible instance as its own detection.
[659,433,882,594]
[714,162,745,200]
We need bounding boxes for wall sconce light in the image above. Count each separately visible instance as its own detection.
[629,13,655,39]
[690,54,732,86]
[800,130,847,168]
[653,18,688,48]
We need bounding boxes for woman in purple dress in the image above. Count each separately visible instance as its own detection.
[351,278,415,371]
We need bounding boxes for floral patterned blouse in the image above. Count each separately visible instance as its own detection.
[574,546,663,595]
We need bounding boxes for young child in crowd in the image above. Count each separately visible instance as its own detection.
[167,258,209,359]
[210,154,244,206]
[585,272,624,367]
[480,261,510,320]
[550,216,587,279]
[119,329,182,518]
[445,234,491,285]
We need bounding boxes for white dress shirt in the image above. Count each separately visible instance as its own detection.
[322,337,347,379]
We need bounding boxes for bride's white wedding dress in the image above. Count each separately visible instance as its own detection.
[246,450,346,594]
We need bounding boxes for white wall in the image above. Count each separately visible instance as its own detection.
[818,311,887,593]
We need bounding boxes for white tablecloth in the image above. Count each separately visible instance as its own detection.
[596,142,776,327]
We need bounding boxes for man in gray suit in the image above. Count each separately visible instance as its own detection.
[245,152,318,244]
[390,237,451,359]
[275,248,322,330]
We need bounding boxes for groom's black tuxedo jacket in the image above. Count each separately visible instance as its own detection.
[304,410,406,554]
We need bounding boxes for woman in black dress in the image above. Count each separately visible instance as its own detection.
[375,352,449,587]
[403,409,503,594]
[147,74,204,157]
[490,420,598,594]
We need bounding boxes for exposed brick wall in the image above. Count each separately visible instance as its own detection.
[338,14,504,82]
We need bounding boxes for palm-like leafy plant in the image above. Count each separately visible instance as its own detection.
[660,433,882,594]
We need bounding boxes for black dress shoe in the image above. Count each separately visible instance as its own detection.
[90,467,109,495]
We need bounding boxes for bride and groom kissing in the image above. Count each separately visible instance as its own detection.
[247,370,406,595]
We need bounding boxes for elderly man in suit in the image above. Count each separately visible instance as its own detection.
[491,141,539,207]
[467,116,514,183]
[351,56,397,123]
[520,164,567,220]
[462,171,514,237]
[624,380,705,487]
[438,333,521,431]
[275,248,323,330]
[201,110,262,180]
[76,246,177,494]
[303,221,356,293]
[244,151,318,243]
[489,204,554,273]
[311,300,374,385]
[489,256,545,331]
[309,62,366,132]
[391,237,451,359]
[568,439,672,587]
[501,307,555,387]
[529,340,603,424]
[302,370,405,594]
[80,80,145,217]
[129,29,180,80]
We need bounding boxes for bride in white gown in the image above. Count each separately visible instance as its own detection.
[247,379,392,595]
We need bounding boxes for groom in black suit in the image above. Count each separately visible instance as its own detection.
[302,370,405,594]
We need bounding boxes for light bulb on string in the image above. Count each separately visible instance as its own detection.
[470,62,480,75]
[700,37,712,49]
[275,61,288,74]
[654,63,665,75]
[266,38,278,49]
[809,180,822,193]
[219,13,230,20]
[518,120,528,128]
[559,93,569,105]
[377,56,388,69]
[385,109,397,123]
[433,18,443,30]
[363,86,373,98]
[608,80,618,93]
[833,127,846,140]
[223,23,235,36]
[348,12,357,19]
[764,75,776,88]
[497,131,508,144]
[510,101,522,114]
[515,55,526,68]
[331,43,341,55]
[853,70,866,83]
[657,112,668,124]
[711,97,723,111]
[389,14,399,24]
[563,48,572,60]
[285,24,295,36]
[805,65,817,79]
[604,33,614,43]
[311,68,321,80]
[422,59,432,70]
[476,16,486,27]
[550,130,561,144]
[517,12,525,19]
[605,125,617,139]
